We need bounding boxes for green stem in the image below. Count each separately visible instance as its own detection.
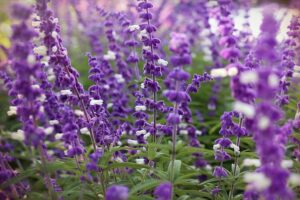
[229,117,243,200]
[38,144,57,200]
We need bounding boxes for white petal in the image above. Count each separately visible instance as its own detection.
[157,59,168,66]
[33,46,47,56]
[233,101,255,118]
[135,105,146,111]
[240,71,258,84]
[90,99,103,106]
[268,74,279,88]
[227,67,238,77]
[244,172,271,191]
[243,158,261,167]
[211,68,227,78]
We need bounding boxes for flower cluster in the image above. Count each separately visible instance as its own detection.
[0,1,299,200]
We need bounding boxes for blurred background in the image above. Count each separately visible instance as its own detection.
[0,0,299,130]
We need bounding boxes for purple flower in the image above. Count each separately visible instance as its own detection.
[164,90,191,103]
[213,166,228,178]
[86,149,103,171]
[242,9,294,199]
[105,185,129,200]
[167,113,180,125]
[154,182,172,200]
[168,68,190,81]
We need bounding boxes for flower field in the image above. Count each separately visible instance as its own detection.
[0,0,300,199]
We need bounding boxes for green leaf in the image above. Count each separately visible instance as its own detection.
[175,172,200,184]
[168,160,181,181]
[175,189,211,199]
[129,179,162,195]
[177,195,190,200]
[105,162,150,170]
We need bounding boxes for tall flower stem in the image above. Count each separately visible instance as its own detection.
[36,0,97,151]
[144,0,157,143]
[64,66,97,151]
[170,81,179,200]
[229,116,243,200]
[38,144,57,200]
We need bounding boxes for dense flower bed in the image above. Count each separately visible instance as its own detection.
[0,0,300,199]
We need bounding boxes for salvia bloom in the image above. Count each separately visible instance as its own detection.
[0,0,299,200]
[242,8,294,200]
[138,0,166,140]
[9,3,46,148]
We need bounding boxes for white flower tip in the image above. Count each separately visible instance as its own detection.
[143,132,151,139]
[157,59,168,66]
[213,144,221,151]
[80,127,90,135]
[49,120,59,125]
[128,24,140,32]
[31,84,40,89]
[127,139,138,146]
[55,133,63,140]
[51,31,58,38]
[103,84,110,89]
[27,54,36,65]
[135,105,146,112]
[90,99,103,106]
[52,46,58,53]
[281,160,293,168]
[104,51,116,61]
[107,103,113,108]
[178,123,187,129]
[44,127,54,135]
[53,18,59,23]
[230,143,240,153]
[227,66,238,77]
[11,130,25,141]
[136,129,146,136]
[244,172,271,191]
[242,158,261,167]
[135,158,145,165]
[211,68,227,78]
[7,106,17,116]
[257,116,270,130]
[240,71,258,84]
[142,46,151,51]
[37,94,46,102]
[138,30,148,40]
[233,101,255,118]
[195,130,202,135]
[115,157,124,163]
[289,174,300,186]
[268,74,279,88]
[32,21,41,28]
[114,74,125,83]
[74,110,84,116]
[33,46,47,56]
[179,130,188,135]
[60,89,73,96]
